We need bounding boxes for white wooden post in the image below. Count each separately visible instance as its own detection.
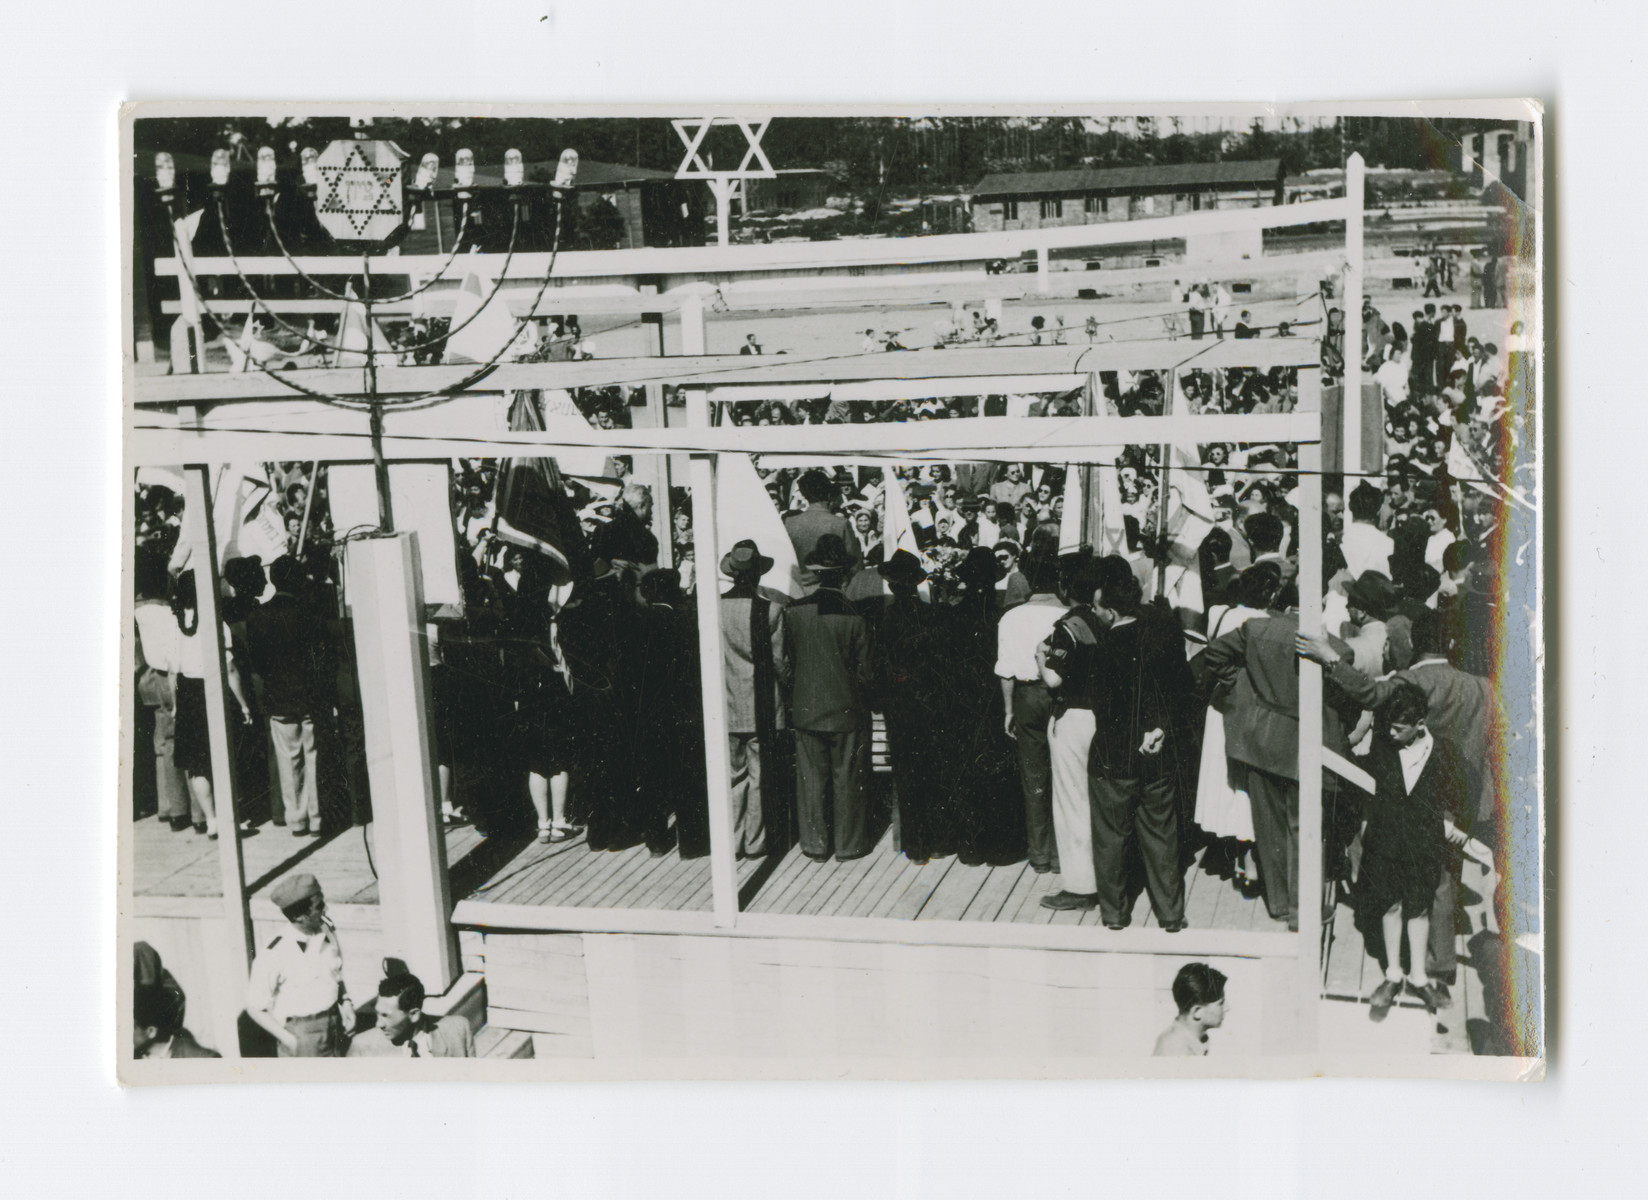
[639,283,674,568]
[1295,425,1325,1052]
[345,532,460,990]
[709,179,733,248]
[680,295,738,926]
[1343,153,1366,476]
[1035,245,1051,293]
[183,463,253,1060]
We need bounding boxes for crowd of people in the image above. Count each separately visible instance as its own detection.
[135,277,1531,1038]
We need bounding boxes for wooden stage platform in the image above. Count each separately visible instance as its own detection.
[135,811,1287,933]
[1318,853,1506,1056]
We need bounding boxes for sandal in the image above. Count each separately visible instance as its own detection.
[546,823,583,844]
[536,821,554,845]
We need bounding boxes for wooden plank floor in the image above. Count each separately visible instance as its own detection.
[740,825,1289,931]
[1319,855,1501,1055]
[136,801,1292,932]
[131,812,486,906]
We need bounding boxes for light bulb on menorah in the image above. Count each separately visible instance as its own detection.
[151,139,582,532]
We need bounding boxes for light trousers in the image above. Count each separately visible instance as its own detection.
[1048,708,1097,894]
[269,715,319,829]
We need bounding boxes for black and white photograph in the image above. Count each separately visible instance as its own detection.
[119,101,1542,1079]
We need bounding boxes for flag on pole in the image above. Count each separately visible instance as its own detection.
[221,317,258,373]
[491,393,589,585]
[1155,445,1220,623]
[880,467,922,560]
[214,463,286,567]
[1057,463,1084,553]
[1097,459,1130,558]
[334,284,397,367]
[1161,444,1218,574]
[715,453,802,598]
[444,267,520,366]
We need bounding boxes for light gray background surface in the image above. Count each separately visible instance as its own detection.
[2,2,1628,1194]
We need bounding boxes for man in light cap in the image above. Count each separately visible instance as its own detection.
[245,873,355,1056]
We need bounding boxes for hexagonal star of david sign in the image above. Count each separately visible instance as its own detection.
[315,139,405,242]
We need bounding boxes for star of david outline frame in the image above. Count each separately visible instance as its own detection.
[316,142,404,239]
[671,118,777,180]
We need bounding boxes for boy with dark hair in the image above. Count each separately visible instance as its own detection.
[1153,962,1229,1055]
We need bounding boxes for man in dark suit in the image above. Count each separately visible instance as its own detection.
[719,540,791,860]
[1087,558,1197,931]
[1243,512,1298,586]
[785,535,874,861]
[1203,598,1301,930]
[784,470,863,594]
[245,555,326,837]
[873,550,948,863]
[134,982,219,1059]
[633,569,709,858]
[593,482,660,568]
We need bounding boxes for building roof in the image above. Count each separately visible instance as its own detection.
[970,159,1283,199]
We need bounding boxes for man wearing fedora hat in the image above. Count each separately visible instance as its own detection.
[719,540,791,859]
[1341,569,1399,676]
[786,534,874,861]
[245,873,355,1056]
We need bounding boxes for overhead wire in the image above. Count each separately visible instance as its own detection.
[171,190,567,411]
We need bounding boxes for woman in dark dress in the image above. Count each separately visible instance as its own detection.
[496,552,583,844]
[556,564,640,851]
[872,551,951,863]
[938,548,1025,866]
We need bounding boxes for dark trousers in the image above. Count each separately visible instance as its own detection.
[1244,765,1299,929]
[886,700,948,861]
[1188,308,1205,340]
[1012,682,1057,871]
[147,703,192,823]
[795,725,869,860]
[1428,847,1464,980]
[1436,346,1458,391]
[1091,773,1184,927]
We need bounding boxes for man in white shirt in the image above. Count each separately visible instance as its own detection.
[1187,285,1209,340]
[1340,481,1395,579]
[245,873,356,1056]
[1422,503,1460,576]
[994,555,1069,874]
[1435,307,1458,389]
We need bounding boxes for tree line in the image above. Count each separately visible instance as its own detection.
[134,115,1505,195]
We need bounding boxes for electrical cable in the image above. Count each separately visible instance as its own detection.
[261,193,475,306]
